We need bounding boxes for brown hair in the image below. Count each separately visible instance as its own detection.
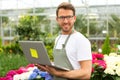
[56,2,76,17]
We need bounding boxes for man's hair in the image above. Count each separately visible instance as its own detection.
[56,2,75,17]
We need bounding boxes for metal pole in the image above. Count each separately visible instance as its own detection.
[87,5,89,37]
[0,17,1,38]
[106,0,109,35]
[0,16,3,45]
[84,0,89,37]
[0,0,3,45]
[33,0,35,14]
[81,0,89,37]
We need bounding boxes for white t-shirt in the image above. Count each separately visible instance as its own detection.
[55,32,92,69]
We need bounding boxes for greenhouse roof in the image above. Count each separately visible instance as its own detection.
[0,0,120,10]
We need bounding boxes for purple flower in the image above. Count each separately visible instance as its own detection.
[44,73,53,80]
[28,68,53,80]
[28,72,38,80]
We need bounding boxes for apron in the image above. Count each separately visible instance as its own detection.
[53,33,74,80]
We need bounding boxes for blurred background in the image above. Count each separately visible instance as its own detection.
[0,0,120,77]
[0,0,120,51]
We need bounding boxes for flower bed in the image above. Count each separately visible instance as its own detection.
[91,52,120,80]
[1,52,120,80]
[0,64,53,80]
[104,53,120,80]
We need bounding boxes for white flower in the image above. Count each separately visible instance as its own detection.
[27,66,37,71]
[116,66,120,76]
[13,71,33,80]
[104,53,120,76]
[36,75,41,79]
[13,74,20,80]
[109,52,117,57]
[107,64,117,70]
[104,68,116,75]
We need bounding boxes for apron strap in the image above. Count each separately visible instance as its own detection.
[63,29,74,48]
[55,30,74,49]
[62,34,71,48]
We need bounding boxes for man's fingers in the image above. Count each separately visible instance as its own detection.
[35,64,47,71]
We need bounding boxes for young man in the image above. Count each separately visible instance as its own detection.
[36,2,92,80]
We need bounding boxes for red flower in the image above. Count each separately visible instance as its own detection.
[92,53,106,73]
[93,60,106,69]
[6,70,17,77]
[92,53,104,60]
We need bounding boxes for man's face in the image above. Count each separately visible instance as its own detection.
[56,9,76,34]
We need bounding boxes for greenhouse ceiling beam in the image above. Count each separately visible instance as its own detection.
[0,13,51,17]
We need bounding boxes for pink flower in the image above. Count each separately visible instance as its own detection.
[95,54,104,59]
[6,70,17,77]
[5,76,13,80]
[16,69,25,74]
[26,64,34,69]
[0,64,36,80]
[92,53,104,60]
[0,77,6,80]
[2,70,17,80]
[92,53,106,74]
[94,60,106,69]
[17,67,28,73]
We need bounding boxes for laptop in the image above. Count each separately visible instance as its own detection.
[19,41,70,71]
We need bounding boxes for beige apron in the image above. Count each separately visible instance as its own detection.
[53,34,74,80]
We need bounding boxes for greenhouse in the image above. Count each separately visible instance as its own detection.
[0,0,120,80]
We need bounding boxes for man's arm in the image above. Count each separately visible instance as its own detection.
[36,60,92,80]
[55,60,92,80]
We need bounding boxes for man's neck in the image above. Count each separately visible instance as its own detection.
[62,30,75,35]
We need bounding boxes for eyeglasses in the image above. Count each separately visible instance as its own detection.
[57,15,74,21]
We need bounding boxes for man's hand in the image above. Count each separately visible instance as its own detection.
[35,64,47,71]
[35,64,61,76]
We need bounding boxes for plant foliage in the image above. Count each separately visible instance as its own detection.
[15,15,42,41]
[102,35,111,55]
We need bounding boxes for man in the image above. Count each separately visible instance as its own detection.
[36,2,92,80]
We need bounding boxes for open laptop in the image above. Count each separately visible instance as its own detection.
[19,41,70,71]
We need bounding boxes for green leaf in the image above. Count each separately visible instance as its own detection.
[116,76,120,80]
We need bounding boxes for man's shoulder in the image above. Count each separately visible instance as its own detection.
[73,32,87,38]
